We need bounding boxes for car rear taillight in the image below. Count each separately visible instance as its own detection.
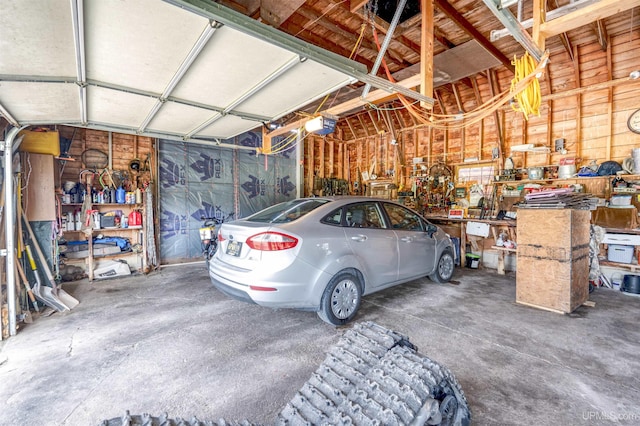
[246,232,298,251]
[217,230,225,242]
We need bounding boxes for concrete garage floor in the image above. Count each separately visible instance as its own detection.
[1,265,639,425]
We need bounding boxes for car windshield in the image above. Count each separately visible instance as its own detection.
[247,199,329,223]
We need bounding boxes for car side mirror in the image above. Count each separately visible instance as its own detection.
[426,223,437,236]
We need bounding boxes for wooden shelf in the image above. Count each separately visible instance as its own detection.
[93,251,139,260]
[600,260,640,271]
[61,203,143,207]
[491,245,516,252]
[498,174,640,185]
[95,226,143,232]
[59,202,147,280]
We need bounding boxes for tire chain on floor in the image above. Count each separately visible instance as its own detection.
[102,322,470,426]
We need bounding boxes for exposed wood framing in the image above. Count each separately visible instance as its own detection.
[349,0,369,13]
[539,0,639,40]
[572,44,583,158]
[345,117,358,140]
[533,0,546,50]
[488,69,504,166]
[543,75,640,101]
[260,0,306,28]
[471,76,485,156]
[319,137,325,177]
[307,135,314,195]
[368,110,382,134]
[357,114,371,137]
[421,0,434,107]
[606,35,613,160]
[544,70,553,165]
[296,6,403,67]
[434,0,515,73]
[329,139,335,177]
[592,20,609,51]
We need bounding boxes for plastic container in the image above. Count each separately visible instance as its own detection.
[116,186,126,204]
[465,253,480,269]
[608,244,634,264]
[128,210,142,227]
[610,195,632,206]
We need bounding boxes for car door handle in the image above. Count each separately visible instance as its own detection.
[401,236,414,242]
[351,235,367,242]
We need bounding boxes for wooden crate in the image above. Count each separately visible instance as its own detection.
[516,209,590,313]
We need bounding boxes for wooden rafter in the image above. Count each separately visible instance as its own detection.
[452,83,464,113]
[539,0,639,40]
[368,110,382,134]
[352,9,416,65]
[433,0,515,73]
[345,117,358,140]
[295,6,405,67]
[357,114,371,137]
[350,0,369,13]
[260,0,306,28]
[592,20,609,51]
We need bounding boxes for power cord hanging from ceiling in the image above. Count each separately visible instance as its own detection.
[362,7,549,130]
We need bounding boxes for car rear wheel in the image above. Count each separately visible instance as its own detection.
[318,272,362,326]
[429,250,454,283]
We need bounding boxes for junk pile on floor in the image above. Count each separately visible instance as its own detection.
[102,321,471,426]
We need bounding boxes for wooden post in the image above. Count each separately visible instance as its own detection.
[420,0,434,107]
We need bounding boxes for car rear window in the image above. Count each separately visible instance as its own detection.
[247,199,329,223]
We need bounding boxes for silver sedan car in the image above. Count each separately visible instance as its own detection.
[209,197,455,325]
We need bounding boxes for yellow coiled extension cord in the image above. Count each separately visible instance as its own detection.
[510,52,541,120]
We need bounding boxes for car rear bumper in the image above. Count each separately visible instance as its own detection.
[208,257,329,310]
[210,275,256,305]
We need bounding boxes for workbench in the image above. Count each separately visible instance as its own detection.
[424,215,517,274]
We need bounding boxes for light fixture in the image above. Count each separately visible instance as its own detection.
[630,70,640,80]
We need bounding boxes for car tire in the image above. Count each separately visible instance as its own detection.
[429,249,454,283]
[317,272,362,326]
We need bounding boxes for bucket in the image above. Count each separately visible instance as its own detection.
[622,275,640,294]
[465,253,480,269]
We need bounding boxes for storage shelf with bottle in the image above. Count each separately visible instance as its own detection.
[58,180,147,280]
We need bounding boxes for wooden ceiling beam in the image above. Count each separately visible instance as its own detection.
[592,19,609,51]
[352,7,417,63]
[324,74,422,117]
[433,0,514,73]
[295,6,405,68]
[284,20,376,68]
[434,29,456,49]
[260,0,306,28]
[350,0,370,13]
[539,0,639,39]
